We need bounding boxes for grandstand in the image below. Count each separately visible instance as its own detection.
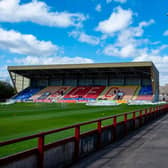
[8,62,159,103]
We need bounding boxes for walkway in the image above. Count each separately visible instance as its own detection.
[72,114,168,168]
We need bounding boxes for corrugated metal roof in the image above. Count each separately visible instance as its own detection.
[8,61,156,71]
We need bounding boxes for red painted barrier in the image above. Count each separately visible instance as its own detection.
[0,104,168,167]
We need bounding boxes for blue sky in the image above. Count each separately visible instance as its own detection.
[0,0,168,85]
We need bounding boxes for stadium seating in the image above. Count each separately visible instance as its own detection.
[135,95,153,101]
[48,86,72,98]
[47,86,72,102]
[121,86,138,101]
[84,86,105,99]
[98,86,138,101]
[13,87,40,101]
[136,85,153,101]
[31,86,72,102]
[31,86,56,101]
[97,86,117,100]
[14,85,153,103]
[139,85,152,95]
[63,86,105,101]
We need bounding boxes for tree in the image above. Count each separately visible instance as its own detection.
[0,81,15,101]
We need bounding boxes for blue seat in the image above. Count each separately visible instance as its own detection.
[139,85,152,95]
[14,88,40,101]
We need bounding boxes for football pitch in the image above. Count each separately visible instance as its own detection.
[0,103,155,157]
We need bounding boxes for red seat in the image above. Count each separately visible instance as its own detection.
[64,86,91,98]
[84,86,105,99]
[136,95,153,101]
[64,86,105,99]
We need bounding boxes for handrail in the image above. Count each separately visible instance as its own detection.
[0,104,168,167]
[0,105,164,147]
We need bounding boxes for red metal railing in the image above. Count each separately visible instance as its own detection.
[0,105,168,167]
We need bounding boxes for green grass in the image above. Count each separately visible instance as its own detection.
[0,102,155,157]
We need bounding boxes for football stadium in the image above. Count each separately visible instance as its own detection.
[1,61,166,168]
[8,61,159,103]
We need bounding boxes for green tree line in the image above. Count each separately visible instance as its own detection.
[0,81,15,101]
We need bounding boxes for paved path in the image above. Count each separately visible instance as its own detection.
[71,114,168,168]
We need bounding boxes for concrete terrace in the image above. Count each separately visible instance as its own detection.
[72,114,168,168]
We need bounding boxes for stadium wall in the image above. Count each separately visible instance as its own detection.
[0,105,168,168]
[9,72,30,93]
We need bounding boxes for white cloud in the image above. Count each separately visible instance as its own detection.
[163,30,168,36]
[95,4,102,12]
[14,55,94,65]
[69,31,100,45]
[1,56,94,82]
[132,51,168,85]
[133,50,168,73]
[104,40,168,85]
[106,0,127,4]
[0,28,58,57]
[103,19,154,57]
[96,6,133,34]
[104,44,137,58]
[0,0,86,27]
[101,15,168,85]
[139,19,155,27]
